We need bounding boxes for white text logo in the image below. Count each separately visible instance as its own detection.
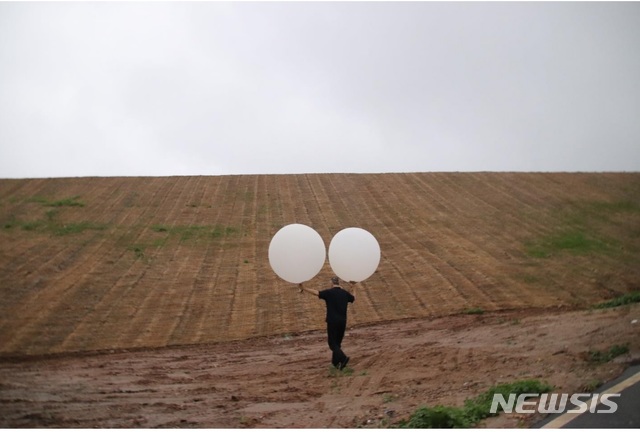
[489,393,620,414]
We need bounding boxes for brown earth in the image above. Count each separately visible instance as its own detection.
[0,173,639,427]
[0,304,638,428]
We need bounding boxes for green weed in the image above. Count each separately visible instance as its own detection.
[383,393,398,403]
[128,245,146,259]
[581,379,603,392]
[586,344,629,364]
[463,307,485,315]
[587,200,640,213]
[151,224,239,242]
[399,379,552,428]
[4,215,106,236]
[593,292,640,309]
[45,209,58,221]
[526,229,613,258]
[522,197,640,258]
[328,365,354,378]
[401,405,469,428]
[28,195,85,207]
[20,220,47,232]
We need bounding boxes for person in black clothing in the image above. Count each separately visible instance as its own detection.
[299,276,355,370]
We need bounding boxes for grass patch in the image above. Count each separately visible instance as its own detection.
[400,405,469,428]
[19,220,47,232]
[328,365,354,377]
[586,344,629,364]
[151,224,239,242]
[383,393,398,403]
[463,307,485,315]
[525,229,613,258]
[3,214,106,236]
[399,379,552,428]
[522,198,640,258]
[580,379,603,393]
[28,195,85,207]
[593,292,640,309]
[588,200,640,213]
[128,245,146,259]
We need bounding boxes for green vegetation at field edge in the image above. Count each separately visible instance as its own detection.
[525,229,615,258]
[523,198,639,259]
[462,307,485,315]
[585,344,629,364]
[398,379,552,428]
[593,291,640,309]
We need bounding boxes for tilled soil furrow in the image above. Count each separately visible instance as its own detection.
[166,177,225,345]
[63,177,187,352]
[1,173,639,357]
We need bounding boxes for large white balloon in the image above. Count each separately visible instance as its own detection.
[268,224,326,284]
[329,227,380,282]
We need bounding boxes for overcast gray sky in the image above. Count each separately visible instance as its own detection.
[1,2,639,178]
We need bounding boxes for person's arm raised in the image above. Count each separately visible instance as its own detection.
[298,283,319,297]
[349,281,357,300]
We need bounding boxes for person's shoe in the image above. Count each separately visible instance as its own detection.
[339,356,350,370]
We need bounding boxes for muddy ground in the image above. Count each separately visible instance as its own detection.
[1,304,638,428]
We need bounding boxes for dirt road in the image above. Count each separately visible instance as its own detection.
[1,304,638,428]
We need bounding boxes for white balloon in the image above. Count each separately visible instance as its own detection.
[329,227,380,282]
[268,224,326,284]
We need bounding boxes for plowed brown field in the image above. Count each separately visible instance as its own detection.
[1,173,639,356]
[1,173,639,428]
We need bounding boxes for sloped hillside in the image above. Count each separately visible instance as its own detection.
[1,173,639,356]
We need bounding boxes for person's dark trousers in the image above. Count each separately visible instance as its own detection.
[327,321,348,367]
